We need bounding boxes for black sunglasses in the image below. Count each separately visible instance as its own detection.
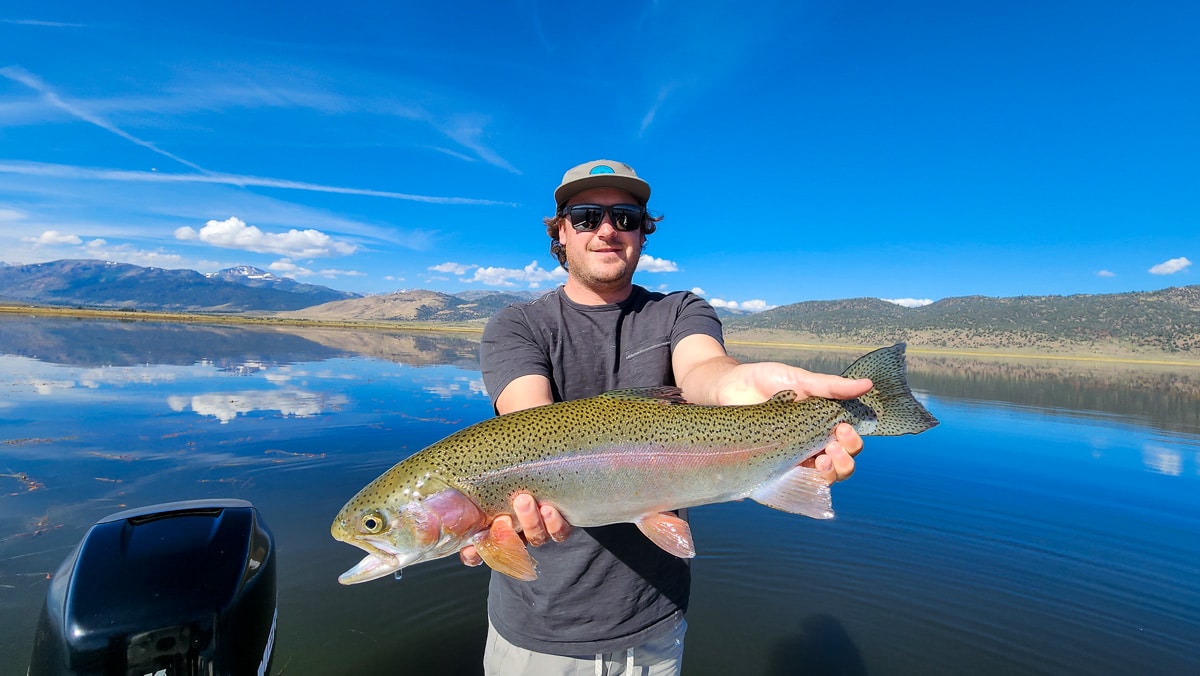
[561,204,647,232]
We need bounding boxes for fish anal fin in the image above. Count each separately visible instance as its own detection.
[635,512,696,558]
[751,465,834,519]
[473,520,538,581]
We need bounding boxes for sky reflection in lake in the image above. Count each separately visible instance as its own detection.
[1,316,1197,674]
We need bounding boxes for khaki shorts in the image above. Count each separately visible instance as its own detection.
[483,616,687,676]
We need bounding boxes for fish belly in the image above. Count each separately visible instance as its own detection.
[474,439,812,527]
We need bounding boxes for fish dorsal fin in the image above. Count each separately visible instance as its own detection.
[599,387,692,405]
[767,390,800,404]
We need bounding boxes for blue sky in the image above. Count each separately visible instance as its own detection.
[2,1,1196,311]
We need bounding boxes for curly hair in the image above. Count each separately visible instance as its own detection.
[544,211,662,270]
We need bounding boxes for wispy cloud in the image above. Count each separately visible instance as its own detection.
[1,66,521,178]
[1149,257,1191,275]
[1,66,209,172]
[1,19,87,28]
[1096,270,1116,278]
[437,114,521,175]
[0,161,517,206]
[175,217,358,258]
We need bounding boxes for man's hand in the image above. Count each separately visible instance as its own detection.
[460,493,572,567]
[686,348,873,487]
[720,362,869,484]
[806,421,862,484]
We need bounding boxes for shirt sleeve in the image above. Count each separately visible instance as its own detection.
[669,291,724,350]
[480,304,551,407]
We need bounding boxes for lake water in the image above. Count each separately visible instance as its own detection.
[1,316,1197,675]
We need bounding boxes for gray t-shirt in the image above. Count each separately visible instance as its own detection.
[479,285,724,655]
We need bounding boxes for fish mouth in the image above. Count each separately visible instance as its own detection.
[337,538,406,585]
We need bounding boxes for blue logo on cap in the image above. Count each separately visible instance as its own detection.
[589,165,615,175]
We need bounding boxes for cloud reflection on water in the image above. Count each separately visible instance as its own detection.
[167,389,348,423]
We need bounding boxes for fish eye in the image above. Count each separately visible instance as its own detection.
[361,511,385,534]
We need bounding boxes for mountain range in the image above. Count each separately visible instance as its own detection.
[722,286,1200,355]
[2,259,1197,356]
[0,259,360,312]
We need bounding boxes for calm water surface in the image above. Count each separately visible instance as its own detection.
[1,316,1197,675]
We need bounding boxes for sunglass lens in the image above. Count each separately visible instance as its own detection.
[611,206,644,231]
[568,206,603,231]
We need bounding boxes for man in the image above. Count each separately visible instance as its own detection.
[465,159,870,675]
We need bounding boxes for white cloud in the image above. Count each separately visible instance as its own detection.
[451,261,566,288]
[269,258,312,277]
[78,240,184,268]
[1148,257,1191,275]
[316,268,366,279]
[708,297,775,313]
[430,262,476,275]
[882,298,934,308]
[1096,270,1116,278]
[738,299,774,312]
[638,254,679,272]
[23,229,82,246]
[691,287,706,296]
[175,216,358,258]
[463,260,567,288]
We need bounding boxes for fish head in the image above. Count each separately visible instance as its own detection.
[331,473,488,585]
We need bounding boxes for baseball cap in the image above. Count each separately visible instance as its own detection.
[554,159,651,209]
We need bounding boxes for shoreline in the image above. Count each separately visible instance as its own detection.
[4,303,1198,367]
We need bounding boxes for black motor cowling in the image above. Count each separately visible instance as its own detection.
[29,499,276,676]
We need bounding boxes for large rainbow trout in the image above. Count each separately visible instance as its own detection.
[332,343,937,584]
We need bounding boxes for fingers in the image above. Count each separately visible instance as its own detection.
[541,503,571,543]
[803,423,861,484]
[459,545,482,567]
[801,373,873,401]
[823,423,859,482]
[512,493,546,546]
[513,493,572,546]
[835,422,864,457]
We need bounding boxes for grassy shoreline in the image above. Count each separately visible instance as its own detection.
[4,303,1198,367]
[0,303,486,335]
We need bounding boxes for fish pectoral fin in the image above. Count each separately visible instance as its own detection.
[635,512,696,559]
[473,521,539,581]
[751,465,834,519]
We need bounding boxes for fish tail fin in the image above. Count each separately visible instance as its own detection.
[842,343,939,436]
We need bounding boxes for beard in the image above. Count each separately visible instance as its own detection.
[564,242,641,292]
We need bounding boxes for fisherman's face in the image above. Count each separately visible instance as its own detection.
[559,187,645,293]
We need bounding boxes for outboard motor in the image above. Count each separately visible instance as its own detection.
[29,499,276,676]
